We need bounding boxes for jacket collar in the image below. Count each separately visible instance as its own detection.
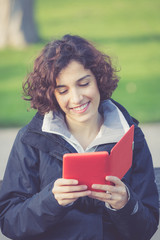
[21,112,77,160]
[42,100,130,152]
[21,99,133,158]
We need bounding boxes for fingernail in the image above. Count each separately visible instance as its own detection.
[106,176,110,180]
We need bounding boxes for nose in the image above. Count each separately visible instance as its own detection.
[70,88,83,104]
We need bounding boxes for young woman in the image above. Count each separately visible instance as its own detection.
[0,34,159,240]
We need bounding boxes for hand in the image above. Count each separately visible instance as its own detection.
[89,176,129,210]
[52,178,91,206]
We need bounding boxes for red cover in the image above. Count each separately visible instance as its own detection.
[63,125,134,190]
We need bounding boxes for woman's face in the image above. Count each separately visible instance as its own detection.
[54,60,100,126]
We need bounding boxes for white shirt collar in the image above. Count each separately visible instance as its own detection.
[42,100,129,152]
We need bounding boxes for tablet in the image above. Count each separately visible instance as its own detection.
[63,125,134,191]
[63,151,109,190]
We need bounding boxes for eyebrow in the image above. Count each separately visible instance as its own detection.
[55,75,91,89]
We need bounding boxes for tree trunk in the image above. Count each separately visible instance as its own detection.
[0,0,39,48]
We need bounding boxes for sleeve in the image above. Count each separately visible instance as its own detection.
[0,129,73,239]
[105,124,159,240]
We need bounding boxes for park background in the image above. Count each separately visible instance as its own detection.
[0,0,160,127]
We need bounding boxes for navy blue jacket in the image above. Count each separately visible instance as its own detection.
[0,100,159,240]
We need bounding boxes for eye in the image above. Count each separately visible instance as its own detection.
[56,88,68,95]
[79,82,89,87]
[58,90,68,94]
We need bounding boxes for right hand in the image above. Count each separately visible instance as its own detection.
[52,178,91,206]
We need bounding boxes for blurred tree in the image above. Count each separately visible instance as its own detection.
[0,0,39,48]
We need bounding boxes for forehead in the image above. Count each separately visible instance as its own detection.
[56,60,92,84]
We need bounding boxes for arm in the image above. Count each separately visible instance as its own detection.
[90,124,159,240]
[0,129,76,239]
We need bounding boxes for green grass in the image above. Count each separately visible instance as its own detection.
[0,0,160,126]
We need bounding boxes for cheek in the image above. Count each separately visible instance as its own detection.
[55,95,68,110]
[92,87,101,106]
[90,85,100,100]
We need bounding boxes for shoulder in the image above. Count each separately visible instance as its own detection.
[110,99,139,126]
[15,112,70,154]
[12,112,44,148]
[109,99,145,144]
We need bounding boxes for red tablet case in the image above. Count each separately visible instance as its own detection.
[63,125,134,190]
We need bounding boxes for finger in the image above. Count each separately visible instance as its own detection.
[55,178,78,186]
[105,185,126,195]
[91,184,107,192]
[55,184,88,193]
[90,191,112,200]
[91,183,119,194]
[90,191,125,203]
[57,190,91,201]
[92,182,126,196]
[105,176,123,186]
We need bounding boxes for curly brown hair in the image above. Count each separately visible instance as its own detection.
[23,34,119,115]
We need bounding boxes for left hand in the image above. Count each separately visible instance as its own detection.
[89,176,129,210]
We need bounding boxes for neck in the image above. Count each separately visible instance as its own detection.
[66,113,103,150]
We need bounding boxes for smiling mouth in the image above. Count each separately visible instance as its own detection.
[71,102,90,113]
